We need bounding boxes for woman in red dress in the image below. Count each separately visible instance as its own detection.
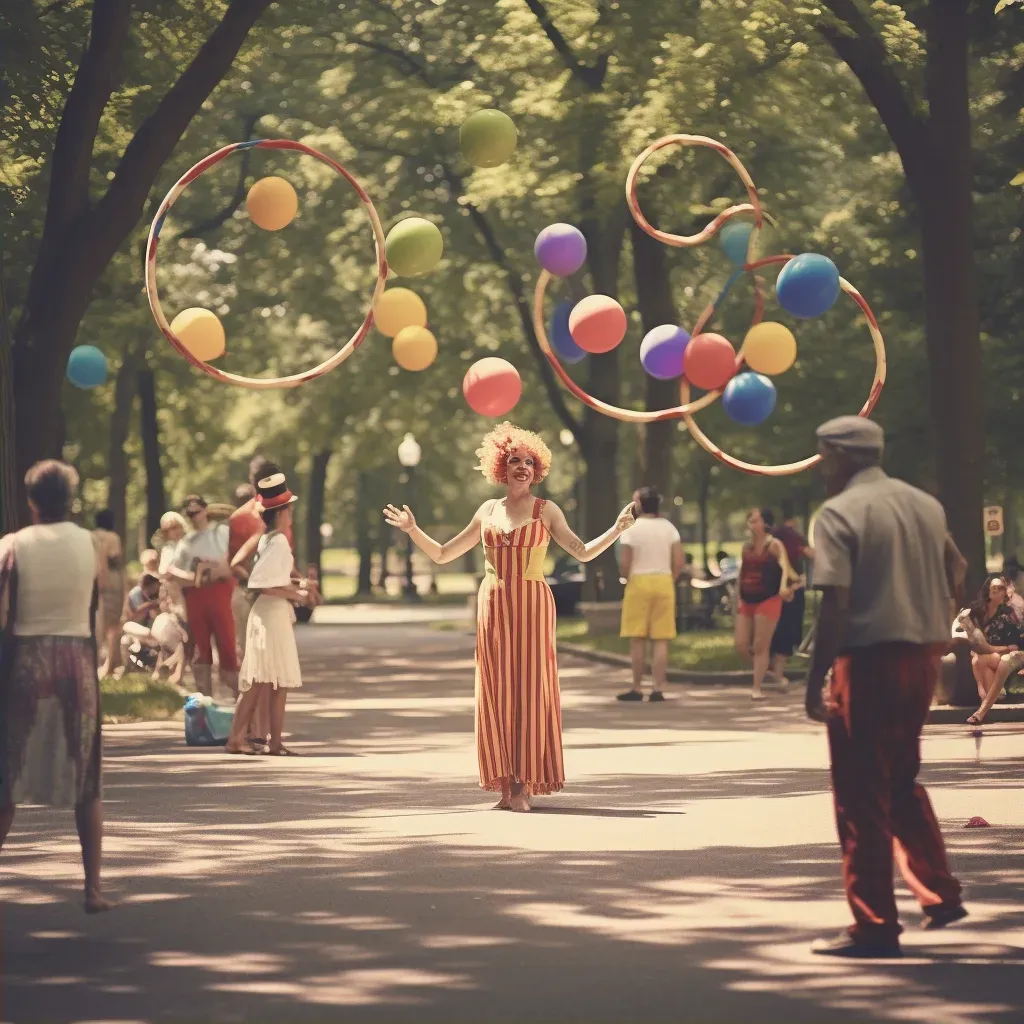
[384,423,635,812]
[735,508,794,701]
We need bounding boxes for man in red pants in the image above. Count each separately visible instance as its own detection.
[806,416,968,958]
[170,494,238,697]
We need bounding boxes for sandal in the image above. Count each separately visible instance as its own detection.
[966,713,984,726]
[226,745,258,756]
[264,745,299,756]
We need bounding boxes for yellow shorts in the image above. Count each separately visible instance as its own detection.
[620,575,677,640]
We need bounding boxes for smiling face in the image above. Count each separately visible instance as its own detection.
[988,576,1008,605]
[505,447,537,489]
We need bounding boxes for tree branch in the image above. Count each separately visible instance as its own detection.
[175,112,262,239]
[816,0,932,182]
[44,0,131,235]
[87,0,273,256]
[522,0,609,91]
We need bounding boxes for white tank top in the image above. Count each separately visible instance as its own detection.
[13,522,96,637]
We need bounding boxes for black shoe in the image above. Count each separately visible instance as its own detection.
[811,932,902,959]
[923,904,968,930]
[648,690,666,702]
[617,689,644,701]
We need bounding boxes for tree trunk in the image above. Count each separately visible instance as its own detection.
[107,342,141,545]
[7,0,272,525]
[356,471,374,595]
[631,219,679,499]
[137,365,166,540]
[913,2,984,592]
[579,216,626,602]
[697,458,711,574]
[0,261,16,534]
[305,449,331,582]
[377,532,390,592]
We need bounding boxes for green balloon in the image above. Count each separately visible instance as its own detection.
[385,218,444,277]
[459,109,518,169]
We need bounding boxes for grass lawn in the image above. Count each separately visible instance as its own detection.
[555,619,806,675]
[100,674,184,723]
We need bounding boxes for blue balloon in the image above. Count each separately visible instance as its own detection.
[719,220,753,266]
[66,345,108,389]
[640,324,690,380]
[550,300,586,364]
[722,372,776,426]
[775,253,840,319]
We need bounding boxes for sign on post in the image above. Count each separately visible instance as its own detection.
[984,505,1004,537]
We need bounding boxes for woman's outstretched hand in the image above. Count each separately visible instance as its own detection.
[384,504,417,534]
[615,502,637,533]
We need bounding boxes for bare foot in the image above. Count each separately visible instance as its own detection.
[510,792,531,813]
[225,744,257,756]
[84,892,116,914]
[493,797,512,810]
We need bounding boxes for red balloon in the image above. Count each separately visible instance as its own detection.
[683,332,737,391]
[463,357,522,416]
[568,295,627,354]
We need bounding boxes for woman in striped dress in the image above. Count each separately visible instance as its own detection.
[384,423,636,812]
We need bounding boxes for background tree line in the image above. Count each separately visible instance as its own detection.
[1,0,1021,595]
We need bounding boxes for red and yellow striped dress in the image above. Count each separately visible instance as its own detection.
[475,498,564,795]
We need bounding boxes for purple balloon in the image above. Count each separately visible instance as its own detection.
[640,324,690,380]
[534,223,587,277]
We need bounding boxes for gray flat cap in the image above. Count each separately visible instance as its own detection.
[816,415,884,453]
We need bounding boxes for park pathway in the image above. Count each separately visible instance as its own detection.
[2,623,1023,1023]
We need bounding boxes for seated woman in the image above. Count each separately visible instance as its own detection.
[959,574,1024,724]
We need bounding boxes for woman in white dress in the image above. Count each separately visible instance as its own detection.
[226,474,309,756]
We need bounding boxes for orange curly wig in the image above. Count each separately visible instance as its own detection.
[475,422,552,486]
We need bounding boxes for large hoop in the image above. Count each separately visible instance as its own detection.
[145,139,388,389]
[680,257,888,477]
[528,132,888,476]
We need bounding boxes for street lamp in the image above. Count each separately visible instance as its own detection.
[397,433,422,600]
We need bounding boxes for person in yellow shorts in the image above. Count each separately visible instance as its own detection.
[618,487,685,702]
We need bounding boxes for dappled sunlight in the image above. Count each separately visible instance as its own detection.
[4,623,1023,1022]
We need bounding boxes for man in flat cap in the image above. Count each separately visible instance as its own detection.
[807,415,968,958]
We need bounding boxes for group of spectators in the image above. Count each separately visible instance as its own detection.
[89,457,297,701]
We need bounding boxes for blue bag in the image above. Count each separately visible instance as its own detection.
[184,695,234,746]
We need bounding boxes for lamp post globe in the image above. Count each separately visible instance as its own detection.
[396,433,422,600]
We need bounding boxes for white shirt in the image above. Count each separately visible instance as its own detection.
[248,533,293,590]
[620,516,681,576]
[813,466,950,648]
[11,522,96,637]
[172,523,229,575]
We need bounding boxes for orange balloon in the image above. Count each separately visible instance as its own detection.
[568,295,627,354]
[170,308,225,362]
[393,326,437,371]
[246,176,298,231]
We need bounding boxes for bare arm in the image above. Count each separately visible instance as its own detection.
[619,545,633,581]
[384,503,485,565]
[806,585,849,720]
[544,501,635,563]
[671,542,685,580]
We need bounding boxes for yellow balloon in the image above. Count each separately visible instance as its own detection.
[742,321,797,376]
[170,307,226,362]
[246,176,298,231]
[374,288,428,338]
[393,325,438,372]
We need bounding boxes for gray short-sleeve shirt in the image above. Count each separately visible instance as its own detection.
[813,466,950,649]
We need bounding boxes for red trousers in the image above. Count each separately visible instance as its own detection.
[828,642,962,942]
[184,580,238,672]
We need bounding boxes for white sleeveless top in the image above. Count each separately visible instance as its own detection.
[13,522,96,637]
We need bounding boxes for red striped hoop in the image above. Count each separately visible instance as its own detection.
[145,139,388,389]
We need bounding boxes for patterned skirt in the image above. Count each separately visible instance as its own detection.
[0,636,101,807]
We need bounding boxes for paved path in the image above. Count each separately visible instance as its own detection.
[3,625,1023,1023]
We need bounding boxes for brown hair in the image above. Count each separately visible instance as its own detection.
[25,460,78,523]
